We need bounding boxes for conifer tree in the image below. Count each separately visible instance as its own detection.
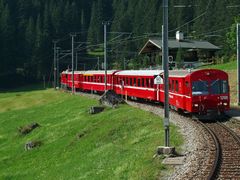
[87,2,98,45]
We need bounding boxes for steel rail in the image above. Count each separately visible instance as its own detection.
[198,121,220,180]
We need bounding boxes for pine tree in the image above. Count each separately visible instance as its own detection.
[0,4,15,72]
[87,2,98,45]
[176,48,184,69]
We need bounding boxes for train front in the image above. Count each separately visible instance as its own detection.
[190,69,230,116]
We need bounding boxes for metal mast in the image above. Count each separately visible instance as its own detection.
[163,0,170,147]
[71,33,76,94]
[237,24,240,105]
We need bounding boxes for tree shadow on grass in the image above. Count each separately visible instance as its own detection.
[0,83,51,93]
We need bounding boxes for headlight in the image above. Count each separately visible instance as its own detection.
[194,104,199,107]
[223,102,228,106]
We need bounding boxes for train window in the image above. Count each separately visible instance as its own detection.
[192,81,208,95]
[169,80,171,91]
[150,79,153,88]
[146,78,149,87]
[210,80,229,94]
[210,80,221,94]
[124,77,127,85]
[138,78,141,87]
[185,81,190,95]
[222,80,228,94]
[171,80,174,91]
[142,78,145,87]
[176,81,179,92]
[126,78,128,85]
[134,78,136,86]
[130,78,132,86]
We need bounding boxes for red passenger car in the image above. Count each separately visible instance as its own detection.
[61,68,230,116]
[114,69,229,115]
[114,70,160,100]
[81,70,119,92]
[73,71,85,90]
[60,70,68,89]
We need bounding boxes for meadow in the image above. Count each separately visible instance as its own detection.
[0,88,182,179]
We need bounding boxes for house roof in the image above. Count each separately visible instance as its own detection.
[139,38,221,54]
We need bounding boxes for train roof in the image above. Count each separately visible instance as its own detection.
[115,70,196,77]
[115,70,163,76]
[83,70,118,75]
[169,70,196,77]
[62,70,85,74]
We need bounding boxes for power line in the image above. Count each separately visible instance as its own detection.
[185,26,231,39]
[169,0,212,32]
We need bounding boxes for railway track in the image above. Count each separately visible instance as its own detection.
[199,121,240,179]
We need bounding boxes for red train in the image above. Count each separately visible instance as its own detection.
[61,69,230,116]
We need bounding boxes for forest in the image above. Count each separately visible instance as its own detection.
[0,0,240,88]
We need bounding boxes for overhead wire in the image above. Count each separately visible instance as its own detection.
[169,0,212,33]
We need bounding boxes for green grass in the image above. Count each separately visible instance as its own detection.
[201,60,237,70]
[0,89,183,179]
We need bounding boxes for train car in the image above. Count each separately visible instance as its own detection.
[188,69,229,115]
[114,70,160,100]
[81,70,119,92]
[73,71,85,90]
[61,68,230,116]
[162,69,229,115]
[114,69,229,115]
[61,70,85,90]
[60,70,68,89]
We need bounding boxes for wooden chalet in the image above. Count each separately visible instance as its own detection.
[139,31,220,67]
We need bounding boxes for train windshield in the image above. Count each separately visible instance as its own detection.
[192,81,208,96]
[210,80,228,94]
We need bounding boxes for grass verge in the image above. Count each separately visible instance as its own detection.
[0,89,183,179]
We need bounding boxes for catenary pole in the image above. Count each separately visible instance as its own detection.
[237,23,240,105]
[163,0,170,147]
[98,57,100,70]
[76,52,78,71]
[103,22,109,92]
[162,25,164,70]
[53,40,57,89]
[56,47,60,88]
[71,33,76,94]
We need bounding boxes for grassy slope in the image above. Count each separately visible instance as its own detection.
[0,89,182,179]
[202,60,237,70]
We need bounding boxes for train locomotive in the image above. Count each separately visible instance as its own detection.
[61,69,230,116]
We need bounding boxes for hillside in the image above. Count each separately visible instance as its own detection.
[0,88,183,179]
